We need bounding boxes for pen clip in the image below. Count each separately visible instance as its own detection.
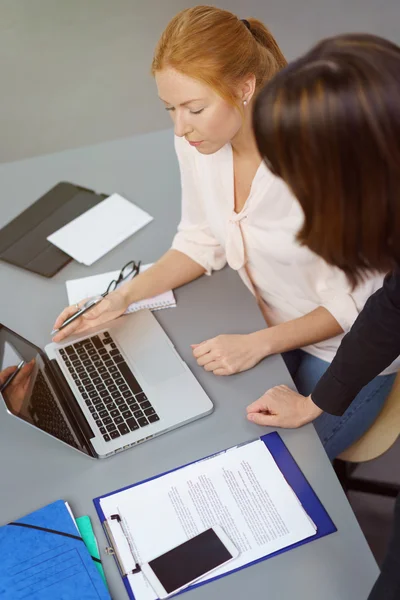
[103,514,141,577]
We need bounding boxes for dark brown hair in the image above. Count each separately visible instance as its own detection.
[151,6,286,111]
[253,33,400,286]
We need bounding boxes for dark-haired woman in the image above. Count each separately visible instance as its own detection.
[251,33,400,599]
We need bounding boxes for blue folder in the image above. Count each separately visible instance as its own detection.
[0,499,111,600]
[94,432,336,599]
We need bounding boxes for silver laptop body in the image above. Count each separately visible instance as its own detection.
[0,310,213,458]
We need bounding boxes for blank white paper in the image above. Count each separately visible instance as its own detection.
[47,193,153,266]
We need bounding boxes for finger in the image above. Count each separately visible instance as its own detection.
[192,340,212,358]
[53,305,80,330]
[203,360,221,372]
[53,296,107,331]
[52,299,109,342]
[20,360,34,374]
[246,396,273,414]
[14,361,35,386]
[190,344,200,348]
[0,366,17,385]
[23,359,36,375]
[196,352,216,367]
[212,368,229,376]
[247,412,280,427]
[52,318,86,343]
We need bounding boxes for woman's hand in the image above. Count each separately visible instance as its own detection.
[246,386,323,428]
[52,289,130,342]
[0,366,15,389]
[0,360,36,411]
[191,332,267,376]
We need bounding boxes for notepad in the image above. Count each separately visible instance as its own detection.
[47,193,153,266]
[66,264,176,313]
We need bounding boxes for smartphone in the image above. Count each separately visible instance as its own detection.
[141,526,239,599]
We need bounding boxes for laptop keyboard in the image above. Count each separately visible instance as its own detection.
[30,370,77,446]
[59,331,160,442]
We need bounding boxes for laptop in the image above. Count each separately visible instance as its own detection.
[0,310,213,458]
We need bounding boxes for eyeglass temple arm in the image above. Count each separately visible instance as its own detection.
[102,260,142,298]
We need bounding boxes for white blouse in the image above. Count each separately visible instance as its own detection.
[171,135,399,374]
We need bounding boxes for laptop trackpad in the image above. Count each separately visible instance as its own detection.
[133,341,185,386]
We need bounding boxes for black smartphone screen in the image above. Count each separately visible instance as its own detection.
[149,528,233,594]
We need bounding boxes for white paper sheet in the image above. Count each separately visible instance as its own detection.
[100,440,317,600]
[66,264,176,313]
[47,193,153,266]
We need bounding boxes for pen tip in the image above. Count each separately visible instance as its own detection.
[51,329,58,336]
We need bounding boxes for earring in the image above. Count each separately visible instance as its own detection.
[243,99,248,106]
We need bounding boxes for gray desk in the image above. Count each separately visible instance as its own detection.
[0,130,378,599]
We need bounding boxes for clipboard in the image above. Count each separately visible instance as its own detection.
[0,181,107,277]
[94,432,336,599]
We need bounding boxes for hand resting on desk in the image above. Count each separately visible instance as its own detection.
[192,333,266,376]
[192,307,344,377]
[246,385,322,428]
[191,334,324,430]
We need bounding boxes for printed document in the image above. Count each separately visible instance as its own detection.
[100,440,317,600]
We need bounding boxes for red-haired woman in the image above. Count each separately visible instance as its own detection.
[52,9,397,460]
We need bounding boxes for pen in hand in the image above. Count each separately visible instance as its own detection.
[51,295,105,336]
[0,361,26,393]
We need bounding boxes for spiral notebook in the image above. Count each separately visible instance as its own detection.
[66,264,176,314]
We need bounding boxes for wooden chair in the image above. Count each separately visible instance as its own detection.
[333,372,400,497]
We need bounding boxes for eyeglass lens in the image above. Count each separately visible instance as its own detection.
[105,260,140,294]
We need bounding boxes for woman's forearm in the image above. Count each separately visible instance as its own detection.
[119,249,206,304]
[252,307,344,357]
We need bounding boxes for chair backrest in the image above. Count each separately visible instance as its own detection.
[338,372,400,463]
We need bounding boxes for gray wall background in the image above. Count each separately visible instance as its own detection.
[1,0,399,163]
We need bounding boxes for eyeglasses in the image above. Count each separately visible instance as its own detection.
[103,260,141,296]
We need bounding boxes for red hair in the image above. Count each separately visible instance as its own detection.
[151,6,286,108]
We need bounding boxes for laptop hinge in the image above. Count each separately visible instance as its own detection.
[47,359,97,458]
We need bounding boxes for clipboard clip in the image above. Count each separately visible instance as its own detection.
[103,513,141,576]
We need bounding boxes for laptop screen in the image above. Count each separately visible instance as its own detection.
[0,325,89,454]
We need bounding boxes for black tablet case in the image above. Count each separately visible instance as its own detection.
[0,182,107,277]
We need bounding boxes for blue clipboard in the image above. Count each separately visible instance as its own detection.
[94,432,336,599]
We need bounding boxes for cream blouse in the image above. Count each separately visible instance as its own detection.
[171,135,399,374]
